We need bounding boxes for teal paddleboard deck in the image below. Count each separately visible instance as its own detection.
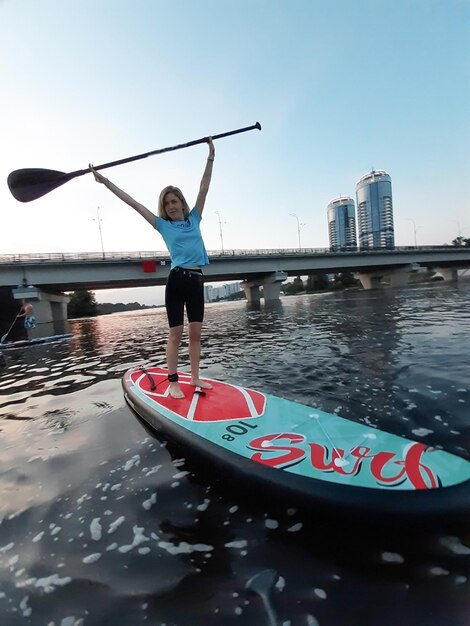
[123,366,470,524]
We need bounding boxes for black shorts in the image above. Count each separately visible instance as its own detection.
[165,267,205,328]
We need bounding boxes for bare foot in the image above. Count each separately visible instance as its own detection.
[168,382,184,399]
[191,379,213,390]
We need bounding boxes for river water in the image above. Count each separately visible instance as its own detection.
[0,281,469,626]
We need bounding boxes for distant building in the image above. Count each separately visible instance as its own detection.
[204,281,241,302]
[327,196,357,249]
[356,170,394,249]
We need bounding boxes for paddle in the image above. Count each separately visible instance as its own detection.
[1,313,20,343]
[7,122,262,203]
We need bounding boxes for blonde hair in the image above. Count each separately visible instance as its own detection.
[157,186,190,220]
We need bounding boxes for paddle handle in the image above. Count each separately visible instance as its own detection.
[71,122,262,178]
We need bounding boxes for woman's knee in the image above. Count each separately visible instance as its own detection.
[188,322,202,342]
[168,326,183,344]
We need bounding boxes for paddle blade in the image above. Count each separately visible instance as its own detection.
[7,168,78,202]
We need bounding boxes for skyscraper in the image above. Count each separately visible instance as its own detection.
[327,196,357,249]
[356,170,394,249]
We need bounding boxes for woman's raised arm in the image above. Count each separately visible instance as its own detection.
[194,138,215,218]
[89,164,156,227]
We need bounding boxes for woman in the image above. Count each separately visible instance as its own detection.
[90,138,215,399]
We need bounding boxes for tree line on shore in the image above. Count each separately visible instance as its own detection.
[67,291,158,318]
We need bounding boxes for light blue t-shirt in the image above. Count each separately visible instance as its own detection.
[155,208,209,269]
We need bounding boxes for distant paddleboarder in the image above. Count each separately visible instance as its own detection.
[18,300,36,339]
[90,138,215,399]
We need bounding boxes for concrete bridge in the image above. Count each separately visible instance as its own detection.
[1,246,469,337]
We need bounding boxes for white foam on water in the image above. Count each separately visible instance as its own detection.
[90,518,102,541]
[429,567,449,576]
[411,428,433,437]
[138,547,151,555]
[265,518,279,529]
[32,531,45,543]
[287,523,303,533]
[197,498,210,511]
[34,573,72,593]
[110,483,122,492]
[224,540,248,549]
[82,553,101,564]
[229,505,239,514]
[172,471,189,480]
[314,588,327,599]
[123,455,141,471]
[440,536,470,555]
[142,493,157,511]
[19,595,32,617]
[157,540,214,555]
[381,552,405,563]
[117,525,149,554]
[106,543,118,551]
[8,554,19,566]
[275,576,285,591]
[60,616,84,626]
[108,516,125,534]
[145,465,162,476]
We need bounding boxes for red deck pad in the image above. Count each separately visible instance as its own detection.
[130,367,266,422]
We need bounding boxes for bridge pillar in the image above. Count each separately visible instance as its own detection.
[354,273,382,290]
[434,267,458,282]
[241,271,287,302]
[241,283,261,303]
[11,286,70,339]
[354,268,410,290]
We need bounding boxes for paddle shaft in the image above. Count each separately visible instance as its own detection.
[65,122,261,179]
[7,122,261,202]
[1,314,20,343]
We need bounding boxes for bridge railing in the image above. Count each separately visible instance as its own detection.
[0,245,465,265]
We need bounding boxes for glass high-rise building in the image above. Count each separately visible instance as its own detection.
[356,170,394,249]
[327,196,357,250]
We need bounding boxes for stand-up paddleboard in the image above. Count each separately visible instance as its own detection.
[0,333,73,350]
[122,366,470,524]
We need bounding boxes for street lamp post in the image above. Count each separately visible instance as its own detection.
[290,213,305,251]
[450,220,462,240]
[215,211,226,253]
[406,218,418,247]
[93,206,105,258]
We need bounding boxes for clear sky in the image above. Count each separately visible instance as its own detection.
[1,0,469,304]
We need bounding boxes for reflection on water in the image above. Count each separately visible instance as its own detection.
[0,282,469,625]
